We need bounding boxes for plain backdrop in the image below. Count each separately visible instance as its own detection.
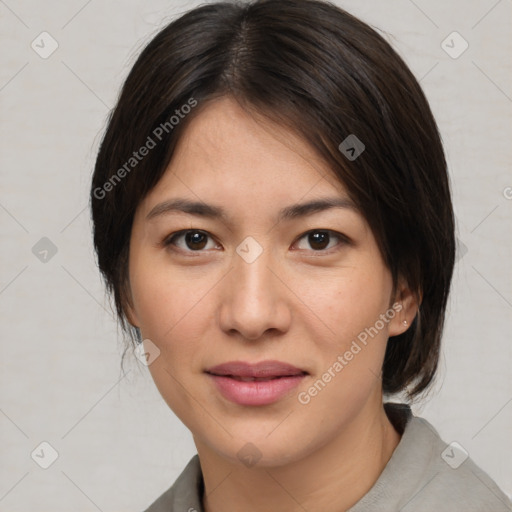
[1,0,511,510]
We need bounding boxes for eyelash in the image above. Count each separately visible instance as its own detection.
[162,229,350,255]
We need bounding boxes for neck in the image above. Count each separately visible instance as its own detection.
[196,396,401,512]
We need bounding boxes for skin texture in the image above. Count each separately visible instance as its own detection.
[126,96,417,512]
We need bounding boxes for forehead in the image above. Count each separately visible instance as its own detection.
[149,96,349,203]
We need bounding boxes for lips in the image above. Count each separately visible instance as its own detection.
[205,360,308,380]
[205,360,308,406]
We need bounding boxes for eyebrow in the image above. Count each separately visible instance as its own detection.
[146,196,358,223]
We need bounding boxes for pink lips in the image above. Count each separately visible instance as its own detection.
[205,360,307,406]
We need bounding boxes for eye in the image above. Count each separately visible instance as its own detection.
[163,230,219,252]
[293,230,349,253]
[163,228,349,255]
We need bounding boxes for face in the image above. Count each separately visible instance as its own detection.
[126,96,409,467]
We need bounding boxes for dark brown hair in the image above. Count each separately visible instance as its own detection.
[90,0,455,398]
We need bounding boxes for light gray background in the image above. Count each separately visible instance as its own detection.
[1,0,511,510]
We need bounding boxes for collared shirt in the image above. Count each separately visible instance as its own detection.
[143,403,512,511]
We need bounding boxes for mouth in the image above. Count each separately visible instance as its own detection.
[212,375,304,382]
[205,360,308,379]
[204,360,308,406]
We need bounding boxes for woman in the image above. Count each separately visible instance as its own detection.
[90,0,512,510]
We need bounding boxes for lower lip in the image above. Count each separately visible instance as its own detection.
[207,374,306,406]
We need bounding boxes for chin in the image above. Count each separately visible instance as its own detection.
[202,426,314,469]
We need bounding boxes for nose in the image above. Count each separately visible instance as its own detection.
[218,243,292,341]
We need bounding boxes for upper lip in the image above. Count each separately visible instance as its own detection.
[205,360,307,378]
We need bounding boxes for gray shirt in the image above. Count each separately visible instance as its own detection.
[143,403,512,511]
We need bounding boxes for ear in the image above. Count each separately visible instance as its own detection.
[124,303,140,329]
[122,283,140,328]
[387,278,420,337]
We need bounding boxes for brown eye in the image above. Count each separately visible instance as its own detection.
[164,230,216,252]
[184,231,208,250]
[308,231,330,250]
[295,230,348,252]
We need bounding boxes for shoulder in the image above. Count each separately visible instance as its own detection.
[409,414,511,511]
[142,454,204,512]
[350,403,512,512]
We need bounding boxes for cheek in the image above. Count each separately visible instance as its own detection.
[300,263,392,347]
[131,260,211,340]
[296,262,393,410]
[135,270,214,425]
[129,270,217,411]
[300,278,392,422]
